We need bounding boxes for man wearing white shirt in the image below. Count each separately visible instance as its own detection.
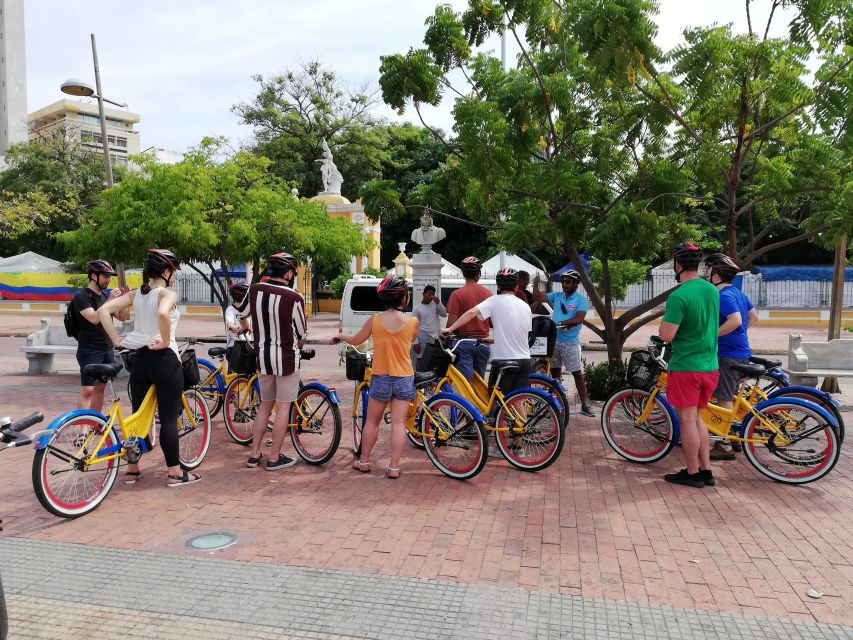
[411,285,447,371]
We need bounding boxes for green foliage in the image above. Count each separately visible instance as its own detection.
[66,274,88,289]
[587,258,647,303]
[330,272,351,299]
[582,358,627,401]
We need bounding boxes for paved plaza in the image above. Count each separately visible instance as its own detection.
[1,313,853,638]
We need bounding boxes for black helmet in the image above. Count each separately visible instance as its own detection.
[460,256,483,278]
[144,249,180,273]
[229,283,249,299]
[496,267,519,291]
[705,252,740,281]
[267,252,298,274]
[561,269,580,283]
[377,274,408,300]
[673,242,703,269]
[86,259,116,276]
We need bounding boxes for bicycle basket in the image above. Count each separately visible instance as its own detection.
[627,350,662,390]
[422,341,452,378]
[181,349,200,390]
[228,340,256,375]
[345,350,368,381]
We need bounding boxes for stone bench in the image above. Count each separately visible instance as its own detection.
[782,333,853,387]
[21,318,133,374]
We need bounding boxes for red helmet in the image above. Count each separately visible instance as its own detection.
[460,256,483,278]
[704,252,740,281]
[496,267,519,290]
[377,274,408,300]
[229,283,249,298]
[145,249,180,273]
[268,252,298,274]
[86,259,116,276]
[673,242,702,269]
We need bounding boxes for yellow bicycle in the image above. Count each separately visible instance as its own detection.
[30,359,211,518]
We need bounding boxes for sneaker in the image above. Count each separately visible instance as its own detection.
[246,453,263,468]
[508,442,526,457]
[709,442,736,461]
[699,469,715,486]
[663,468,705,488]
[730,440,742,452]
[579,405,595,418]
[266,454,297,471]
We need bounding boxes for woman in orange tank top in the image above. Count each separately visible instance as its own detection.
[331,275,419,479]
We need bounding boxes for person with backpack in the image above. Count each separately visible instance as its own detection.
[67,260,128,412]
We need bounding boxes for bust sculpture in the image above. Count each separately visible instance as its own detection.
[315,139,344,194]
[410,212,446,253]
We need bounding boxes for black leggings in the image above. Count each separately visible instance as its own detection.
[488,358,532,397]
[129,348,183,467]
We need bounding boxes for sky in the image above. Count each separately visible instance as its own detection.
[23,0,795,154]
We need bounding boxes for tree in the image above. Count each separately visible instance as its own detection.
[60,138,368,311]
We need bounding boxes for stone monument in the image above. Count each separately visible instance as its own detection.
[409,212,446,303]
[315,138,344,195]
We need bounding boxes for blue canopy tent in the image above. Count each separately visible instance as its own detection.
[213,265,248,278]
[551,253,593,281]
[752,265,853,282]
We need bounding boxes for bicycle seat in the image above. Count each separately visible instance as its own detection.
[730,362,766,378]
[300,349,315,360]
[208,347,227,358]
[414,371,436,387]
[492,360,521,374]
[749,356,782,369]
[83,361,124,382]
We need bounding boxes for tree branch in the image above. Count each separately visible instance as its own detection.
[763,0,778,42]
[615,284,678,330]
[746,0,754,37]
[583,320,605,340]
[413,102,458,158]
[623,309,666,338]
[742,225,832,264]
[637,77,704,146]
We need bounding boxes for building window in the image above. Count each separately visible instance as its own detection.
[115,137,127,148]
[79,114,101,125]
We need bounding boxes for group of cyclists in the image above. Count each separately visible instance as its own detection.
[63,239,768,489]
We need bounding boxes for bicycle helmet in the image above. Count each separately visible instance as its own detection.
[460,256,483,279]
[267,252,298,274]
[561,269,580,283]
[672,242,703,269]
[376,274,408,299]
[85,259,116,276]
[144,249,180,273]
[229,283,249,299]
[495,267,519,291]
[704,252,740,282]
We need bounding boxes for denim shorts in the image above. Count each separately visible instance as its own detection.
[369,374,416,402]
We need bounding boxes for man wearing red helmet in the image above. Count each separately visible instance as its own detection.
[659,242,720,488]
[446,256,492,381]
[71,259,129,412]
[239,252,307,471]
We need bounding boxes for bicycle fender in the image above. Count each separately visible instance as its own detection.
[301,381,340,405]
[508,386,561,405]
[529,374,567,393]
[197,358,225,387]
[765,368,790,386]
[737,396,837,437]
[33,409,108,450]
[768,385,840,408]
[653,391,681,445]
[426,392,485,424]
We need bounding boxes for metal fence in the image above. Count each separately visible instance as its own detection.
[174,273,246,304]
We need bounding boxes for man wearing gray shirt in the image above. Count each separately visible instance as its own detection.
[411,285,447,371]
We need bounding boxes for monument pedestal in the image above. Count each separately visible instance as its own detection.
[410,250,443,303]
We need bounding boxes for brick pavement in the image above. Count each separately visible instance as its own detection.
[2,332,853,635]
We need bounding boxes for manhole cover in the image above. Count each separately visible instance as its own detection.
[186,532,238,551]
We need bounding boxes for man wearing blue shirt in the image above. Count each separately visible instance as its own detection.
[534,270,594,417]
[704,253,758,460]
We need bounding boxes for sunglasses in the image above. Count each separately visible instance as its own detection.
[560,302,568,314]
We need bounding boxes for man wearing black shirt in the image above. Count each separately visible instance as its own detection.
[72,260,128,411]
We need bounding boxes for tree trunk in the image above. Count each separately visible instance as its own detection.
[821,234,846,393]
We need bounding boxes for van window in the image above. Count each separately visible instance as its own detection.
[440,287,460,307]
[350,285,413,312]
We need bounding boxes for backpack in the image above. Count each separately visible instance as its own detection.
[64,289,95,339]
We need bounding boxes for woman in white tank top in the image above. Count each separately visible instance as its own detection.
[99,249,201,488]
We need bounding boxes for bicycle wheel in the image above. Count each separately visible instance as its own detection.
[494,390,564,471]
[223,377,259,445]
[32,415,119,518]
[601,388,675,463]
[770,388,844,444]
[532,358,550,376]
[409,380,441,450]
[528,376,569,429]
[741,400,840,484]
[178,389,212,469]
[196,359,224,418]
[419,395,488,479]
[756,373,785,394]
[352,384,369,455]
[290,386,342,465]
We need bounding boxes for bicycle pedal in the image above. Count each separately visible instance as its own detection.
[264,438,273,447]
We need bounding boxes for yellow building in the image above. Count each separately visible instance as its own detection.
[309,193,381,273]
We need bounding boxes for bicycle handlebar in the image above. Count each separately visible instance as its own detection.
[0,412,44,449]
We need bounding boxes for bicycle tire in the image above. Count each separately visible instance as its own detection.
[755,372,785,394]
[528,376,569,429]
[409,380,441,450]
[352,383,369,455]
[178,389,212,470]
[223,377,259,445]
[494,389,564,471]
[196,358,224,418]
[769,388,844,444]
[601,387,675,463]
[741,400,840,484]
[531,358,550,376]
[32,415,119,518]
[290,386,342,465]
[0,572,7,640]
[418,395,488,479]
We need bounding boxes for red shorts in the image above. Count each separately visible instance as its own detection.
[666,371,719,408]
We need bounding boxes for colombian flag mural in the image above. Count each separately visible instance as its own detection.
[0,272,143,301]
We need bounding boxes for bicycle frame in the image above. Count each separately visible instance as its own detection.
[230,375,340,428]
[197,356,240,400]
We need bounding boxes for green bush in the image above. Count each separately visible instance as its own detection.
[330,272,351,299]
[582,358,627,401]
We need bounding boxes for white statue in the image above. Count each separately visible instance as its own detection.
[315,139,344,194]
[410,212,446,253]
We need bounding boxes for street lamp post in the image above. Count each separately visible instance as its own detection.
[60,34,128,287]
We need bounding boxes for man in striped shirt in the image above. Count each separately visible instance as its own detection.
[238,252,307,471]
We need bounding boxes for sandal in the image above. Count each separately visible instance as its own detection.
[124,470,142,485]
[352,459,371,473]
[166,471,201,488]
[386,467,400,479]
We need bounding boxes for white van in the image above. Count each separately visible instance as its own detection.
[338,274,550,335]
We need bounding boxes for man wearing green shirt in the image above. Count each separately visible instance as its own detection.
[658,243,720,488]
